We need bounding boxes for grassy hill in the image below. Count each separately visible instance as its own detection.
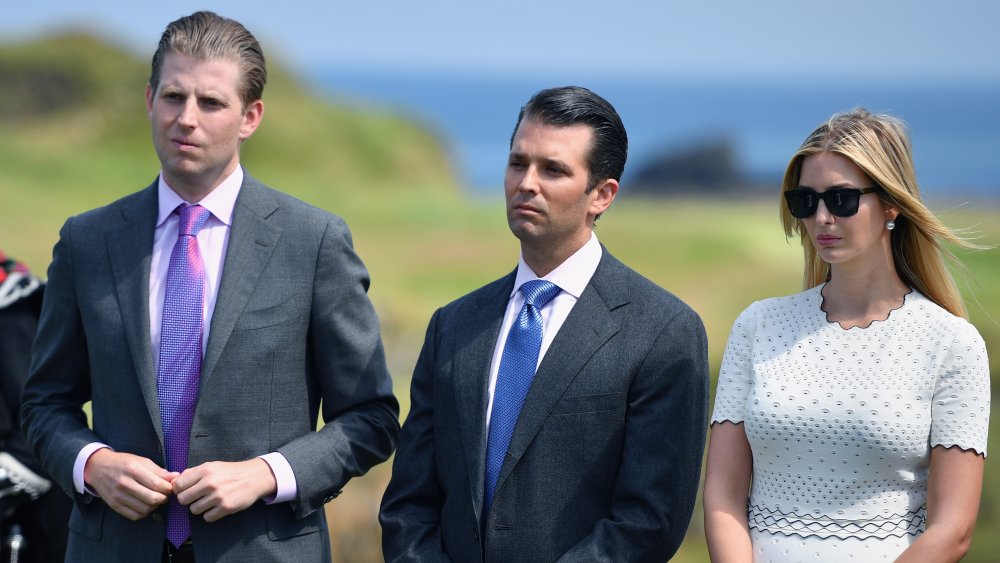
[2,32,999,563]
[0,31,458,264]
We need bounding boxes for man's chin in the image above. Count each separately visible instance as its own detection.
[161,159,201,179]
[507,220,539,241]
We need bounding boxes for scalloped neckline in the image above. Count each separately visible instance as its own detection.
[817,283,914,331]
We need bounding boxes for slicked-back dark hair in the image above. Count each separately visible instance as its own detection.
[149,11,266,109]
[511,86,628,192]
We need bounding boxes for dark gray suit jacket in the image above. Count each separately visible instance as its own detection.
[379,250,709,562]
[21,175,399,563]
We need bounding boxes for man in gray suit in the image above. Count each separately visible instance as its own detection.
[20,11,398,563]
[379,86,709,562]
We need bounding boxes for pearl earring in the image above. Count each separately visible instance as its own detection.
[886,220,896,231]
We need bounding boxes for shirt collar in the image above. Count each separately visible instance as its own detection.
[155,166,244,228]
[512,233,602,299]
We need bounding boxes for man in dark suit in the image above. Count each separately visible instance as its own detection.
[379,86,709,562]
[20,11,398,563]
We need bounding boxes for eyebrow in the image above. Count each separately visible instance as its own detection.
[508,152,571,169]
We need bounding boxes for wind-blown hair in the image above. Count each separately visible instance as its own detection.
[779,108,981,318]
[512,86,627,192]
[149,11,266,108]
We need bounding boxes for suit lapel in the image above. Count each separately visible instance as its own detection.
[454,272,514,522]
[200,177,282,386]
[496,252,626,491]
[107,183,162,440]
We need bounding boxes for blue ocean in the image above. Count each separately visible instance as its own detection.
[314,70,999,201]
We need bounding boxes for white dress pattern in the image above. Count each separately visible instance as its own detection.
[711,285,990,562]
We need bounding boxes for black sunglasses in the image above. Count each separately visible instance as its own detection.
[784,187,881,218]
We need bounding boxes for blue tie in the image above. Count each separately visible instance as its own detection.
[157,203,211,547]
[484,279,562,516]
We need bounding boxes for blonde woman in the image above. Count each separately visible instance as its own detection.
[704,109,990,562]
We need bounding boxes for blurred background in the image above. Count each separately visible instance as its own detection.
[1,1,997,561]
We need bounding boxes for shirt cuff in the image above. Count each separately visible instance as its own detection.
[74,442,112,495]
[258,452,296,504]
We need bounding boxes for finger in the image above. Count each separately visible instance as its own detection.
[105,494,140,520]
[109,455,174,496]
[187,481,232,515]
[114,485,168,510]
[143,465,179,488]
[112,504,144,521]
[150,463,181,485]
[200,498,243,523]
[144,490,171,506]
[176,478,210,506]
[109,477,156,507]
[110,491,156,520]
[188,495,211,515]
[134,471,176,496]
[172,465,205,494]
[123,474,175,511]
[115,469,172,505]
[202,506,225,523]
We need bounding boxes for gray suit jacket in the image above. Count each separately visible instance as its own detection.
[379,250,709,562]
[21,175,399,563]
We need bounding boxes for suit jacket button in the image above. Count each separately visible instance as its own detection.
[151,513,164,523]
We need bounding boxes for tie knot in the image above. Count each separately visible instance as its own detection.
[520,279,561,309]
[177,204,211,237]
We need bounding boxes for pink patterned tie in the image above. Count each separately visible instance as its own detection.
[157,203,211,547]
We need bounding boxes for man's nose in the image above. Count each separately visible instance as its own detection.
[177,99,198,127]
[518,165,540,193]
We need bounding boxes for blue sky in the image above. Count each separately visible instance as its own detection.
[4,0,999,82]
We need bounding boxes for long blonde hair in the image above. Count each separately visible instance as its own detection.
[779,108,980,319]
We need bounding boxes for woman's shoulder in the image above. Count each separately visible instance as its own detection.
[737,285,822,319]
[905,290,987,346]
[724,286,822,339]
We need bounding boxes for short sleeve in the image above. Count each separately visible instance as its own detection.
[930,321,991,456]
[711,303,759,424]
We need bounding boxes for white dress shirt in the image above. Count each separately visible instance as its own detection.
[485,233,602,427]
[74,167,296,503]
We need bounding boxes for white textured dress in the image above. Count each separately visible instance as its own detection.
[711,285,990,562]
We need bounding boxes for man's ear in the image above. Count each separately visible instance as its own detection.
[145,84,155,118]
[589,178,619,219]
[239,99,264,140]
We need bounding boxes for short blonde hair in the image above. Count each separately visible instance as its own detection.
[779,108,980,318]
